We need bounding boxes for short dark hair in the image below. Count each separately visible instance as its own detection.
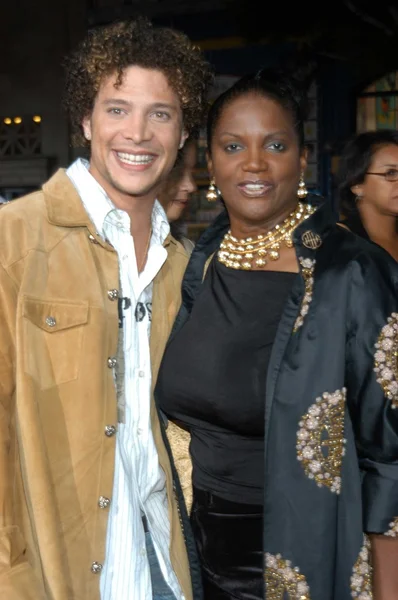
[337,130,398,216]
[63,16,214,146]
[207,67,309,154]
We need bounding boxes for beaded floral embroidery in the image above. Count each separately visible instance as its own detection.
[350,535,373,599]
[294,258,315,332]
[265,553,311,600]
[374,313,398,408]
[297,388,346,494]
[384,517,398,537]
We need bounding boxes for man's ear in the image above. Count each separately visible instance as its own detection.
[82,116,92,141]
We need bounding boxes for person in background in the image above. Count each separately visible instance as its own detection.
[156,69,398,599]
[337,130,398,260]
[0,16,213,600]
[158,137,198,253]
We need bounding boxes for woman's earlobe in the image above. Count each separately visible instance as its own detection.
[206,153,213,177]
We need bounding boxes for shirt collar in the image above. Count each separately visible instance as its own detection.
[66,158,170,244]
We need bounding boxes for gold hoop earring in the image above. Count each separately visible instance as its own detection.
[206,178,218,202]
[297,174,308,199]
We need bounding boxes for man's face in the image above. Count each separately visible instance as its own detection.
[83,65,187,207]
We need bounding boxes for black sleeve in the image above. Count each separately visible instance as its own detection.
[346,251,398,536]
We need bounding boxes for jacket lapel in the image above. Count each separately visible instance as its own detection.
[43,169,93,228]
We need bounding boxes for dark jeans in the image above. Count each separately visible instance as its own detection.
[145,530,178,600]
[190,487,264,600]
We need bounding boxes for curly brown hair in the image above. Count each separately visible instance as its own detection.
[63,16,214,147]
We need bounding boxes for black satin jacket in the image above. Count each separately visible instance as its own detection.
[157,195,398,600]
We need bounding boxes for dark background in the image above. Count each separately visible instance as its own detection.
[1,0,397,210]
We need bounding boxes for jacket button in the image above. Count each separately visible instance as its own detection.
[98,496,110,509]
[107,357,117,368]
[88,233,99,244]
[105,425,116,437]
[107,289,119,301]
[45,316,56,327]
[91,561,103,574]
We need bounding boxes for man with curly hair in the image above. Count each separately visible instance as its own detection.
[0,17,212,600]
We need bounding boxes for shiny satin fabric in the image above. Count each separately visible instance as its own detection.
[191,487,264,600]
[159,195,398,599]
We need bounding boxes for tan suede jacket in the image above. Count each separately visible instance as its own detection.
[0,170,191,600]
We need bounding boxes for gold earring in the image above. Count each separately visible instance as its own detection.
[297,174,308,199]
[206,178,218,202]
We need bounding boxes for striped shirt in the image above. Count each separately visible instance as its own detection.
[67,159,183,600]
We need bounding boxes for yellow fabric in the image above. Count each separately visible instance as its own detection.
[0,170,191,600]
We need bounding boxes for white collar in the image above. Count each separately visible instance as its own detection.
[66,158,170,244]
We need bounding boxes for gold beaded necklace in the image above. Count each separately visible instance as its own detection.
[217,202,316,270]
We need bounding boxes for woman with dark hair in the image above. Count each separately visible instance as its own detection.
[158,137,198,253]
[337,130,398,260]
[156,69,398,599]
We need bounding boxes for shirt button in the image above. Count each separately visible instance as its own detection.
[107,357,117,368]
[45,316,56,327]
[138,370,145,378]
[140,548,146,557]
[104,425,117,437]
[91,561,103,574]
[137,428,143,435]
[107,289,119,301]
[98,496,111,509]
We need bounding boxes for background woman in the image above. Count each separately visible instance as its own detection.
[337,130,398,260]
[158,137,198,253]
[156,70,398,599]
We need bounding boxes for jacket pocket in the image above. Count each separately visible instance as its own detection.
[22,296,89,390]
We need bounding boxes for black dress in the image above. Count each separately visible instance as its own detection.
[156,258,296,599]
[155,199,398,600]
